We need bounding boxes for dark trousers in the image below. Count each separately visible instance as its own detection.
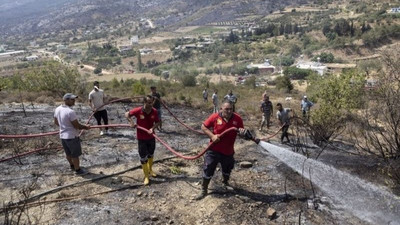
[281,125,290,141]
[203,150,234,179]
[138,139,156,164]
[94,109,108,130]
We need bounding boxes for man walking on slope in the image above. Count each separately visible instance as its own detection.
[259,95,273,132]
[276,103,291,144]
[89,81,109,135]
[212,89,218,113]
[195,100,247,200]
[301,96,313,121]
[125,95,161,185]
[150,86,164,132]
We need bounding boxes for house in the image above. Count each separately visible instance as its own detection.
[26,55,39,61]
[119,45,132,53]
[296,60,327,75]
[139,48,153,55]
[69,49,81,55]
[247,59,276,74]
[57,44,67,51]
[389,7,400,13]
[131,35,139,45]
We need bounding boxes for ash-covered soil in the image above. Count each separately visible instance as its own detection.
[0,102,392,225]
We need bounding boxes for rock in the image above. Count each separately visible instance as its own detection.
[239,161,253,168]
[266,207,277,220]
[137,191,143,196]
[150,215,159,221]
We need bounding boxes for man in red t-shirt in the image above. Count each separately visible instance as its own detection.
[195,100,247,200]
[125,95,160,185]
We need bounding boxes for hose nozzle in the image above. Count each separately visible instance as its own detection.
[243,129,260,144]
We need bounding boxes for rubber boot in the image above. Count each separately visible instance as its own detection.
[142,163,150,185]
[223,175,234,191]
[194,178,210,200]
[147,157,157,177]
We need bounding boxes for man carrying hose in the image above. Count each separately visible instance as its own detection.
[195,100,247,200]
[276,103,291,144]
[54,93,90,175]
[125,95,160,185]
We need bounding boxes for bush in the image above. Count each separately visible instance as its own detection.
[181,75,197,87]
[283,67,313,80]
[275,75,293,93]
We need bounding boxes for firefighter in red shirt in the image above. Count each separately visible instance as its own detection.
[125,95,161,185]
[195,100,248,200]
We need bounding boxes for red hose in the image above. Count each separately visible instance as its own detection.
[0,146,63,163]
[160,100,205,135]
[0,131,59,139]
[137,126,238,160]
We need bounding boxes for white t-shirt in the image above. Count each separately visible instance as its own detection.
[54,105,79,139]
[212,93,218,105]
[89,89,106,111]
[277,108,291,125]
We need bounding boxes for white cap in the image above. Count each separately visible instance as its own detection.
[63,93,78,100]
[304,96,307,99]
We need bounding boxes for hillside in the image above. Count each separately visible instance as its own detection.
[0,0,307,38]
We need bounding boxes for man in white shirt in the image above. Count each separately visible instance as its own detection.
[212,90,218,113]
[224,90,237,112]
[89,81,109,135]
[276,103,291,144]
[54,93,90,175]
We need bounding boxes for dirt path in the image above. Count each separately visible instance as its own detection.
[0,103,391,224]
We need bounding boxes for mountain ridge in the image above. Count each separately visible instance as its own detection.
[0,0,307,38]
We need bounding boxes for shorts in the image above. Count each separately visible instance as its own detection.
[138,138,156,163]
[156,108,162,120]
[61,137,82,158]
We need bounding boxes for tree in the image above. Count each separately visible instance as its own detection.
[275,75,294,93]
[137,50,143,72]
[313,52,334,63]
[94,67,102,74]
[225,30,239,44]
[352,48,400,159]
[307,71,365,145]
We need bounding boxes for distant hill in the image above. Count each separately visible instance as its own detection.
[0,0,307,38]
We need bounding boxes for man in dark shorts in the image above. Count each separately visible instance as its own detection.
[195,100,247,200]
[54,93,90,175]
[125,95,161,185]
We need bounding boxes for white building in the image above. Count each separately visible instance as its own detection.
[296,60,327,75]
[131,35,139,45]
[247,59,276,74]
[26,55,39,61]
[389,7,400,13]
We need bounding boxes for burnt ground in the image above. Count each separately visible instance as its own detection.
[0,102,396,225]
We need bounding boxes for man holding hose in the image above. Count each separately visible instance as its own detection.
[195,100,247,200]
[125,95,160,185]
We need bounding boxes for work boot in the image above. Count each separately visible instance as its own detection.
[147,157,157,177]
[141,163,150,185]
[194,178,210,200]
[223,175,234,191]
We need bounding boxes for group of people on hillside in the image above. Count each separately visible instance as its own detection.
[203,89,237,113]
[259,92,314,143]
[54,82,313,200]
